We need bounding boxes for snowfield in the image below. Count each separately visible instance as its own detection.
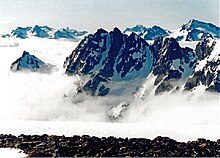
[0,120,219,142]
[0,37,219,144]
[0,148,27,158]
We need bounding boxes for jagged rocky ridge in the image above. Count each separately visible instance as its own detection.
[2,25,88,40]
[64,26,220,97]
[64,27,153,96]
[10,51,53,73]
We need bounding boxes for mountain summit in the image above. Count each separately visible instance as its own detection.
[11,51,53,73]
[64,27,153,96]
[170,19,220,41]
[123,25,169,40]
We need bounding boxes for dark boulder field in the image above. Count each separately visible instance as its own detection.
[0,134,220,157]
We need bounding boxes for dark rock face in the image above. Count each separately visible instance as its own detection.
[64,27,153,96]
[153,38,196,76]
[185,66,220,93]
[155,79,174,95]
[185,71,205,90]
[195,38,216,60]
[0,134,220,157]
[149,36,163,66]
[152,38,197,94]
[10,51,53,73]
[185,39,220,92]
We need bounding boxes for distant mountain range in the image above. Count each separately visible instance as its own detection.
[124,19,219,41]
[2,25,88,40]
[2,19,219,42]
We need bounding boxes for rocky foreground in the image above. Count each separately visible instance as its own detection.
[0,134,220,157]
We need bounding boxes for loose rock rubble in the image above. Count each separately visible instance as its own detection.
[0,134,220,157]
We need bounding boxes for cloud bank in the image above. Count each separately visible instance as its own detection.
[0,38,219,129]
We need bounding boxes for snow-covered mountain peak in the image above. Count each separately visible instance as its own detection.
[181,19,219,31]
[124,24,146,33]
[170,19,220,41]
[33,25,53,31]
[181,19,198,30]
[10,51,53,72]
[123,24,169,40]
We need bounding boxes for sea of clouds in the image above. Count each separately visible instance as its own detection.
[0,37,219,127]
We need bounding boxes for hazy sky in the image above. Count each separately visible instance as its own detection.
[0,0,219,34]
